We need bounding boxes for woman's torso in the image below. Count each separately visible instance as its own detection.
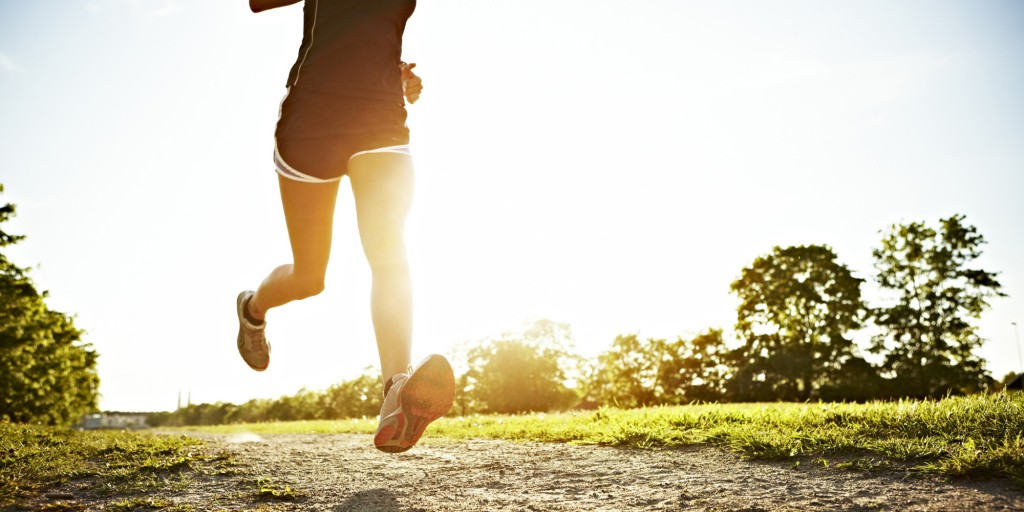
[286,0,416,102]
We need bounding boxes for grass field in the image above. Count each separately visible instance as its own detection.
[0,423,226,509]
[187,392,1024,484]
[3,392,1022,508]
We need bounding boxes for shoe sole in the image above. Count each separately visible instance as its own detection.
[374,354,456,453]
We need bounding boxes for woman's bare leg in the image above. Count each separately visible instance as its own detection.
[348,152,415,383]
[249,175,341,319]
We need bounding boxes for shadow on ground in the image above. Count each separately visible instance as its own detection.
[335,488,402,512]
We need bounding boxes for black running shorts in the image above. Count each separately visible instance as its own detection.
[274,87,411,183]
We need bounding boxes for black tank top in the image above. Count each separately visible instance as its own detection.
[286,0,416,102]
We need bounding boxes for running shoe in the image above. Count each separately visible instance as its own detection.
[236,291,270,371]
[374,354,456,453]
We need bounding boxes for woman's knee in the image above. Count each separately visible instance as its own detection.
[290,272,326,299]
[360,226,407,269]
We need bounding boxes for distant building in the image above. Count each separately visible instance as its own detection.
[75,412,151,430]
[1008,374,1023,391]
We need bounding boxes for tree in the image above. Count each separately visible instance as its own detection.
[461,319,578,413]
[730,245,868,401]
[319,368,382,419]
[659,329,731,403]
[587,334,662,408]
[871,214,1003,397]
[0,184,100,425]
[587,329,731,407]
[997,371,1021,392]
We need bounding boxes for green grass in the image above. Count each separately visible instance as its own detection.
[253,477,305,502]
[0,423,209,508]
[4,393,1021,507]
[188,392,1024,483]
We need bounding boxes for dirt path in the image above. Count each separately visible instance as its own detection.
[34,433,1024,511]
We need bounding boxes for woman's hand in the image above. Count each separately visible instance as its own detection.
[401,62,422,104]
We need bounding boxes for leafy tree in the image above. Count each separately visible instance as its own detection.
[318,368,382,419]
[226,398,271,424]
[266,388,321,422]
[730,245,868,401]
[815,355,886,402]
[871,214,1004,397]
[587,334,662,408]
[997,371,1021,392]
[660,329,731,403]
[461,319,578,413]
[588,329,731,407]
[0,184,100,425]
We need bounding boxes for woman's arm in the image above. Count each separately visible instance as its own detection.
[249,0,301,14]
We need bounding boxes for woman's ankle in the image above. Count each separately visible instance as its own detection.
[244,295,266,324]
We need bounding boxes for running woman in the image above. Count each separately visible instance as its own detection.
[235,0,455,453]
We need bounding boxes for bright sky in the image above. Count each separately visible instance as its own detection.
[1,0,1022,412]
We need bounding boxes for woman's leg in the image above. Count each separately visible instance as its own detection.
[348,152,415,384]
[249,174,341,318]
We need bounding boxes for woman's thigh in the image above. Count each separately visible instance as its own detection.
[347,152,415,264]
[277,173,341,277]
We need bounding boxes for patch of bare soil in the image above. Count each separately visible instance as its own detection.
[28,433,1024,511]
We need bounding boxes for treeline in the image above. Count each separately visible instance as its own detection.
[151,214,1013,426]
[148,373,382,427]
[593,214,1005,405]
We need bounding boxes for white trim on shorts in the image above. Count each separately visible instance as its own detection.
[274,141,340,183]
[274,143,413,184]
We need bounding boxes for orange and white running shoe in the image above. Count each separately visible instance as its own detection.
[374,354,456,453]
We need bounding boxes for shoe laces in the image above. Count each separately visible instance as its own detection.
[244,325,267,351]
